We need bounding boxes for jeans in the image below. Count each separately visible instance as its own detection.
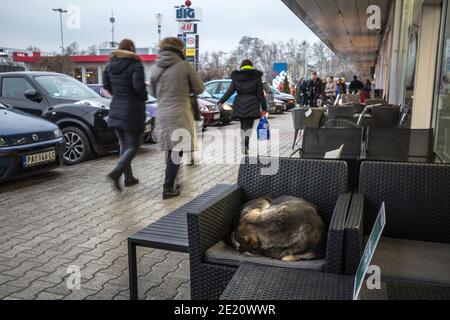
[164,150,184,190]
[111,130,141,182]
[240,118,255,153]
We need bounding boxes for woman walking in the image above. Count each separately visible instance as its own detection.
[150,37,204,200]
[103,39,147,192]
[218,59,267,155]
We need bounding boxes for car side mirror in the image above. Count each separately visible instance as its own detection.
[24,89,42,103]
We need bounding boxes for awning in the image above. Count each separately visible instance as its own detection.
[282,0,392,79]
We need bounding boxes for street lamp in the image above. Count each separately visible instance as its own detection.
[53,8,68,55]
[156,13,163,42]
[110,16,117,48]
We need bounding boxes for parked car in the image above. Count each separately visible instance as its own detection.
[87,84,111,98]
[145,94,219,143]
[198,97,221,127]
[0,102,65,183]
[0,72,152,165]
[204,79,286,114]
[198,90,233,124]
[264,83,297,110]
[144,95,158,144]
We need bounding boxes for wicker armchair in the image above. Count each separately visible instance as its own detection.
[187,157,351,300]
[345,162,450,290]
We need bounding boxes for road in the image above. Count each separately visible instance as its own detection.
[0,113,295,300]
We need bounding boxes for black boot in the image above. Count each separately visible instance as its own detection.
[125,178,139,187]
[163,187,181,200]
[107,172,122,193]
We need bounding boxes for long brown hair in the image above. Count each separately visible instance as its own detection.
[118,39,136,53]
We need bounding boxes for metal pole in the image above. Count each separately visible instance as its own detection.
[53,9,67,55]
[59,11,65,54]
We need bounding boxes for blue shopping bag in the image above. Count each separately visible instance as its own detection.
[257,116,271,141]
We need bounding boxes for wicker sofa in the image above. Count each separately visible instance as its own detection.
[187,157,352,300]
[345,161,450,288]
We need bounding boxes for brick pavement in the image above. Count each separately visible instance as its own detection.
[0,113,295,300]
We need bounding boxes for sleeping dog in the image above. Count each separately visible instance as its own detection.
[230,196,325,262]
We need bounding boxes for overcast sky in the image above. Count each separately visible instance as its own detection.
[0,0,319,53]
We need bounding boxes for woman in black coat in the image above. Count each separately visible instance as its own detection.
[103,39,147,191]
[218,59,267,154]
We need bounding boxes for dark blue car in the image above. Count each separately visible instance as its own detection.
[0,102,64,183]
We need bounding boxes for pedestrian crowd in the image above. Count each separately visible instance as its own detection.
[102,38,267,200]
[295,73,374,107]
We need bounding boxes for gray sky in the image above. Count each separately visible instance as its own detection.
[0,0,319,54]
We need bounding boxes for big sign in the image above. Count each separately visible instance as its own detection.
[176,7,202,21]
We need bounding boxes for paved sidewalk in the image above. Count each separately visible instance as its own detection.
[0,113,295,300]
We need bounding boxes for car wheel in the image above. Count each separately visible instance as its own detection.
[62,127,92,165]
[144,119,158,144]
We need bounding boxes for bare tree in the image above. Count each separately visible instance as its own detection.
[30,56,75,76]
[198,36,356,84]
[65,42,80,56]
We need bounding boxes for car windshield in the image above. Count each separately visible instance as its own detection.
[199,90,214,99]
[35,75,101,99]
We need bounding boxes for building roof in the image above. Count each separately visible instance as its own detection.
[12,52,158,64]
[282,0,392,79]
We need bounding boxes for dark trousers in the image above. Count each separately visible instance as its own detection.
[240,118,255,153]
[164,150,184,189]
[111,130,141,182]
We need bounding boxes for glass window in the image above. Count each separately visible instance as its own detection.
[218,82,231,95]
[204,82,219,95]
[435,4,450,162]
[86,67,99,85]
[74,68,82,82]
[35,75,100,99]
[1,77,33,99]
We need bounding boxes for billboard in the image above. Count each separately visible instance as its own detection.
[176,7,202,21]
[272,63,288,88]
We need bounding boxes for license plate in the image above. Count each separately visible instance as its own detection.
[213,114,219,120]
[145,124,152,133]
[22,150,56,168]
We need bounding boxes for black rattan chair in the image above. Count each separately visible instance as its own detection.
[187,157,351,300]
[300,128,363,160]
[300,128,363,189]
[371,105,400,128]
[291,107,324,150]
[345,161,450,291]
[327,106,356,122]
[365,128,434,163]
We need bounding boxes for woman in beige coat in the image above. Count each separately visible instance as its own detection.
[150,38,204,200]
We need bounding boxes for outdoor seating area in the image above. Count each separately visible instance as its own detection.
[128,155,450,300]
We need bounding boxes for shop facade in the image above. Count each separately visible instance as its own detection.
[283,0,450,163]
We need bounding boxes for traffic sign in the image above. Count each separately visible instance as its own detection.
[186,34,196,49]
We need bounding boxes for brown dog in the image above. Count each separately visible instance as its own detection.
[230,196,325,261]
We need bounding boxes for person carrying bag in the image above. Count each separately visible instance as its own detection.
[218,59,267,155]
